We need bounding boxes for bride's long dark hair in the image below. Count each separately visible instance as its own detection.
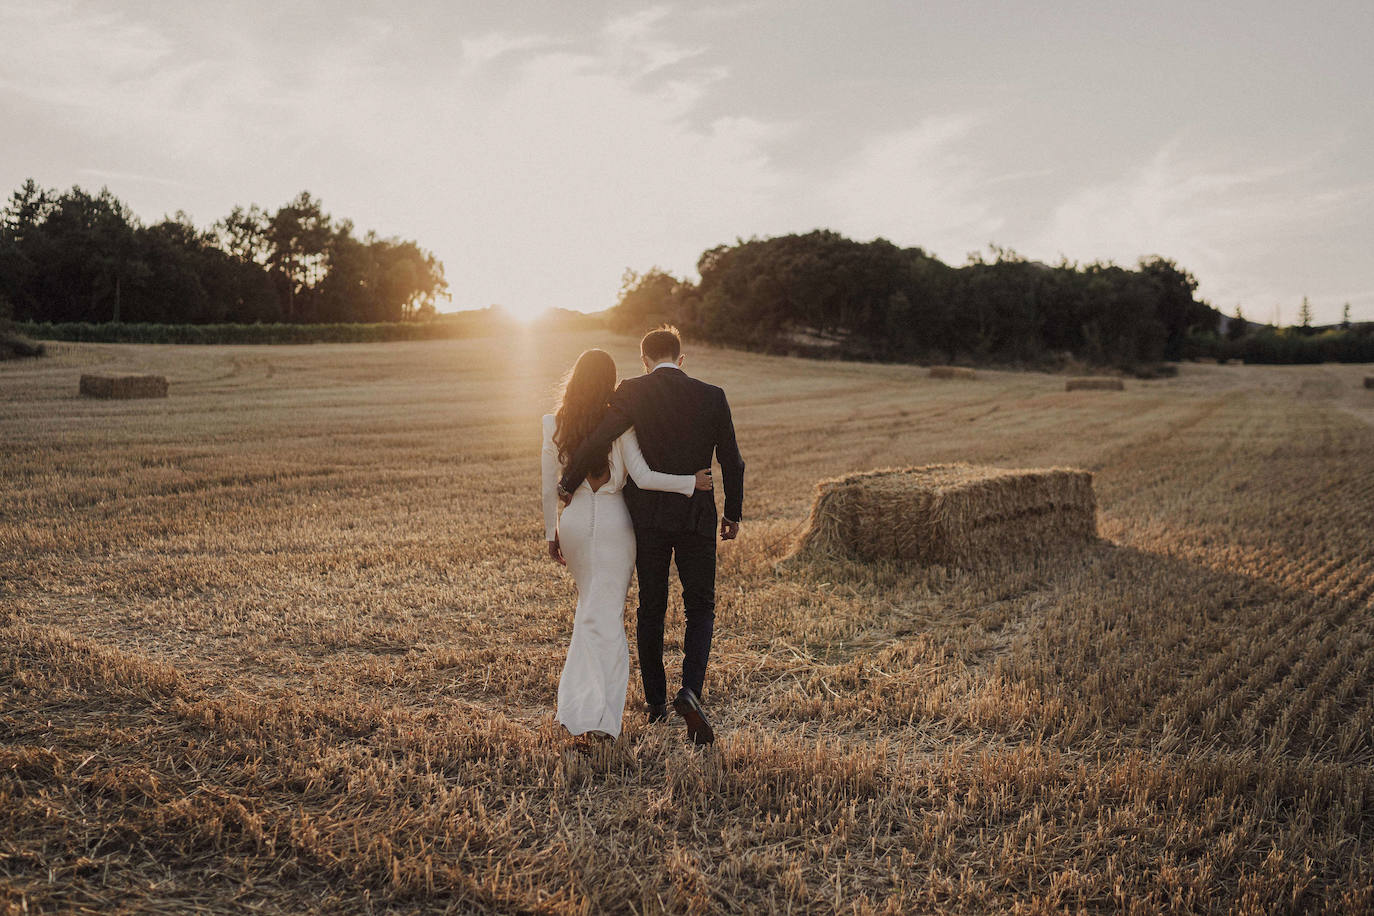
[554,349,617,478]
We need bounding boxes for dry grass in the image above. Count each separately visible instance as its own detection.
[929,366,976,380]
[3,335,1374,914]
[792,464,1095,567]
[1066,377,1125,392]
[79,373,169,398]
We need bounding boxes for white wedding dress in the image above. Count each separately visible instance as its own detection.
[541,415,696,738]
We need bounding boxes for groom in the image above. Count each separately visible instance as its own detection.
[558,326,745,745]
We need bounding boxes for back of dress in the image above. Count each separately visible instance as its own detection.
[541,415,694,542]
[587,436,632,495]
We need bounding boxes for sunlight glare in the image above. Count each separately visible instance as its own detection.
[506,303,552,325]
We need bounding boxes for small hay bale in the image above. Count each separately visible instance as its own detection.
[0,329,45,360]
[793,464,1096,567]
[1365,377,1374,390]
[929,366,976,380]
[1066,377,1124,391]
[1129,363,1178,379]
[79,374,168,399]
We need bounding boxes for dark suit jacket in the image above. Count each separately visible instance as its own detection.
[559,367,744,537]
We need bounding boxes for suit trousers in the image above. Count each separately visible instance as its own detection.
[634,525,715,706]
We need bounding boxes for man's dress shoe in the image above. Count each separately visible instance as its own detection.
[673,687,714,745]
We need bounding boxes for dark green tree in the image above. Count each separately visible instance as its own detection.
[371,237,447,321]
[1297,296,1314,334]
[266,192,331,321]
[0,180,446,326]
[1138,257,1212,359]
[677,230,1215,367]
[1227,307,1248,341]
[607,267,684,332]
[215,205,271,266]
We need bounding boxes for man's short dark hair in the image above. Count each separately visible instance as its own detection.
[640,325,681,363]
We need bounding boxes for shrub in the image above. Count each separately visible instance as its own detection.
[12,315,517,346]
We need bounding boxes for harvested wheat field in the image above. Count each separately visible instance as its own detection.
[929,366,976,380]
[3,334,1374,914]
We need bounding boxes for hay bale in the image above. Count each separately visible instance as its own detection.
[0,329,45,360]
[1365,377,1374,390]
[793,464,1096,567]
[79,374,168,399]
[1129,363,1178,379]
[1065,377,1124,391]
[929,366,976,380]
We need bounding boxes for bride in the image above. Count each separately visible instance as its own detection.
[541,348,712,739]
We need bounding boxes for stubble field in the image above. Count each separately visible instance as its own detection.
[2,333,1373,914]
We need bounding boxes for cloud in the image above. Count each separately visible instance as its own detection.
[459,32,562,72]
[1037,142,1374,320]
[75,167,191,189]
[813,114,1008,262]
[0,2,288,166]
[0,1,790,318]
[0,3,175,108]
[402,49,781,310]
[601,7,705,78]
[274,8,787,314]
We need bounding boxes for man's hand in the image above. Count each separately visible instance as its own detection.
[548,537,566,565]
[720,518,740,541]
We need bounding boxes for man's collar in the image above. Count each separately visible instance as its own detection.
[651,361,682,373]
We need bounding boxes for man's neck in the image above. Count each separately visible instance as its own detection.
[651,360,680,373]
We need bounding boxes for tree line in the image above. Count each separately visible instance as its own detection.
[612,230,1223,366]
[0,181,447,326]
[8,183,1366,367]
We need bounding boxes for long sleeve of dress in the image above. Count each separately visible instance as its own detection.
[541,414,561,541]
[618,429,697,497]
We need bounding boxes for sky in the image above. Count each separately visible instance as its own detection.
[2,0,1371,324]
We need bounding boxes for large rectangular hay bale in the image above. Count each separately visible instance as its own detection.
[1066,377,1124,391]
[929,366,976,380]
[794,464,1096,566]
[79,374,168,399]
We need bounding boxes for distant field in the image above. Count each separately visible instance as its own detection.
[2,335,1372,913]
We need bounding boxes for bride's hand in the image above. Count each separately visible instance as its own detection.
[694,469,713,491]
[548,538,565,566]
